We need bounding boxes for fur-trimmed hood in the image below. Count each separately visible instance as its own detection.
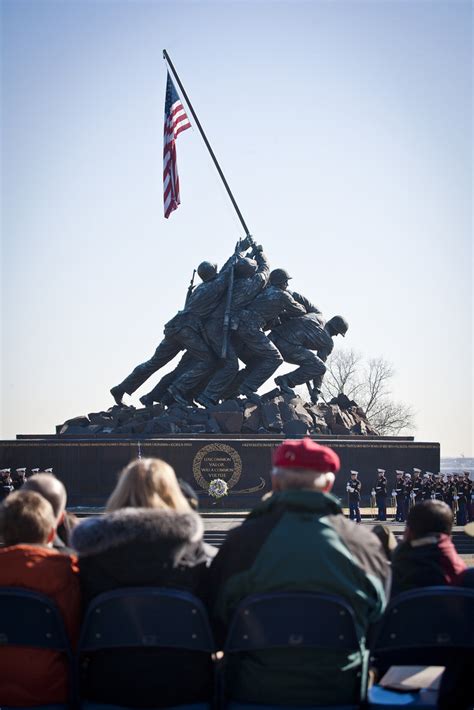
[71,507,204,558]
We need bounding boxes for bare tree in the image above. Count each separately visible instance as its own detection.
[320,349,415,435]
[321,349,363,401]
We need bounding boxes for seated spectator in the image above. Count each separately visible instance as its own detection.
[437,520,474,710]
[56,510,79,547]
[208,438,390,706]
[372,523,398,561]
[391,500,467,597]
[178,477,199,509]
[22,471,75,552]
[71,457,216,708]
[0,490,80,706]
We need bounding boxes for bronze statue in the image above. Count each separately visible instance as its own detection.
[110,240,348,409]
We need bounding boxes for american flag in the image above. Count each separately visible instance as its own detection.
[163,72,191,218]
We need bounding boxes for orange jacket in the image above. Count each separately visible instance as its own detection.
[0,544,80,706]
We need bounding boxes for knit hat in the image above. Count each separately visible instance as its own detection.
[272,438,340,473]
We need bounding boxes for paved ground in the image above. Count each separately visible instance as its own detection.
[71,507,474,564]
[200,512,474,564]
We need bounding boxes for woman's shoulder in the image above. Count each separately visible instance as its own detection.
[71,507,204,557]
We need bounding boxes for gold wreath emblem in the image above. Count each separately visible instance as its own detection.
[192,443,242,491]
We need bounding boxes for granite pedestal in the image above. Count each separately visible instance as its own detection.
[0,434,440,508]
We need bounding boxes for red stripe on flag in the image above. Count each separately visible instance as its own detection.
[163,92,190,218]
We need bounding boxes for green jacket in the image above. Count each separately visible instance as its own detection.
[209,490,390,705]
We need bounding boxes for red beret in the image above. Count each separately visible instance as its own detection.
[272,438,340,473]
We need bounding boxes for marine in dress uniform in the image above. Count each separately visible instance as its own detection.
[431,473,445,502]
[463,471,473,522]
[347,470,361,523]
[374,469,387,521]
[12,468,26,491]
[0,469,14,501]
[421,473,433,501]
[444,474,456,516]
[402,473,413,520]
[412,468,423,504]
[455,473,468,526]
[393,470,405,522]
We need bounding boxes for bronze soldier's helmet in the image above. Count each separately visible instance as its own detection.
[269,268,292,286]
[197,261,218,282]
[235,257,257,278]
[326,315,349,337]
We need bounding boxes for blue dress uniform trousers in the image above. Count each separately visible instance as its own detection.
[349,501,361,523]
[376,496,386,521]
[395,497,405,522]
[457,500,467,526]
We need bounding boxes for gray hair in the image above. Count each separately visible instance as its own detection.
[271,466,333,491]
[23,473,67,521]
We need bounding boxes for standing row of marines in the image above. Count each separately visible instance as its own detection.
[347,469,473,524]
[0,467,53,501]
[110,236,348,408]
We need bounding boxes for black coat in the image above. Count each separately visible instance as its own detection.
[71,508,216,708]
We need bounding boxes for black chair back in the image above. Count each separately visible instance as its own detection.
[79,587,214,652]
[372,586,474,666]
[222,591,367,709]
[78,587,215,709]
[226,591,360,652]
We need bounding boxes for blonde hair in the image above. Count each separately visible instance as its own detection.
[0,490,55,545]
[106,458,191,513]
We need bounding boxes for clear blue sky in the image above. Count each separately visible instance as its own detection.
[1,0,472,456]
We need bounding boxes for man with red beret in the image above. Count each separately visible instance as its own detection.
[208,437,390,706]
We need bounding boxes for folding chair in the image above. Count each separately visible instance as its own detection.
[368,586,474,709]
[78,587,215,710]
[0,586,75,710]
[221,591,368,710]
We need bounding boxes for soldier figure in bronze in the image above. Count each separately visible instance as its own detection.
[271,313,349,403]
[230,269,307,400]
[110,247,239,407]
[193,243,270,407]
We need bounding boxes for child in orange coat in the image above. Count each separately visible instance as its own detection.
[0,489,80,706]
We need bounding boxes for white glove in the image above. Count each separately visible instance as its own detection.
[391,490,396,497]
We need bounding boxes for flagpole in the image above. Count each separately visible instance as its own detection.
[163,49,251,237]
